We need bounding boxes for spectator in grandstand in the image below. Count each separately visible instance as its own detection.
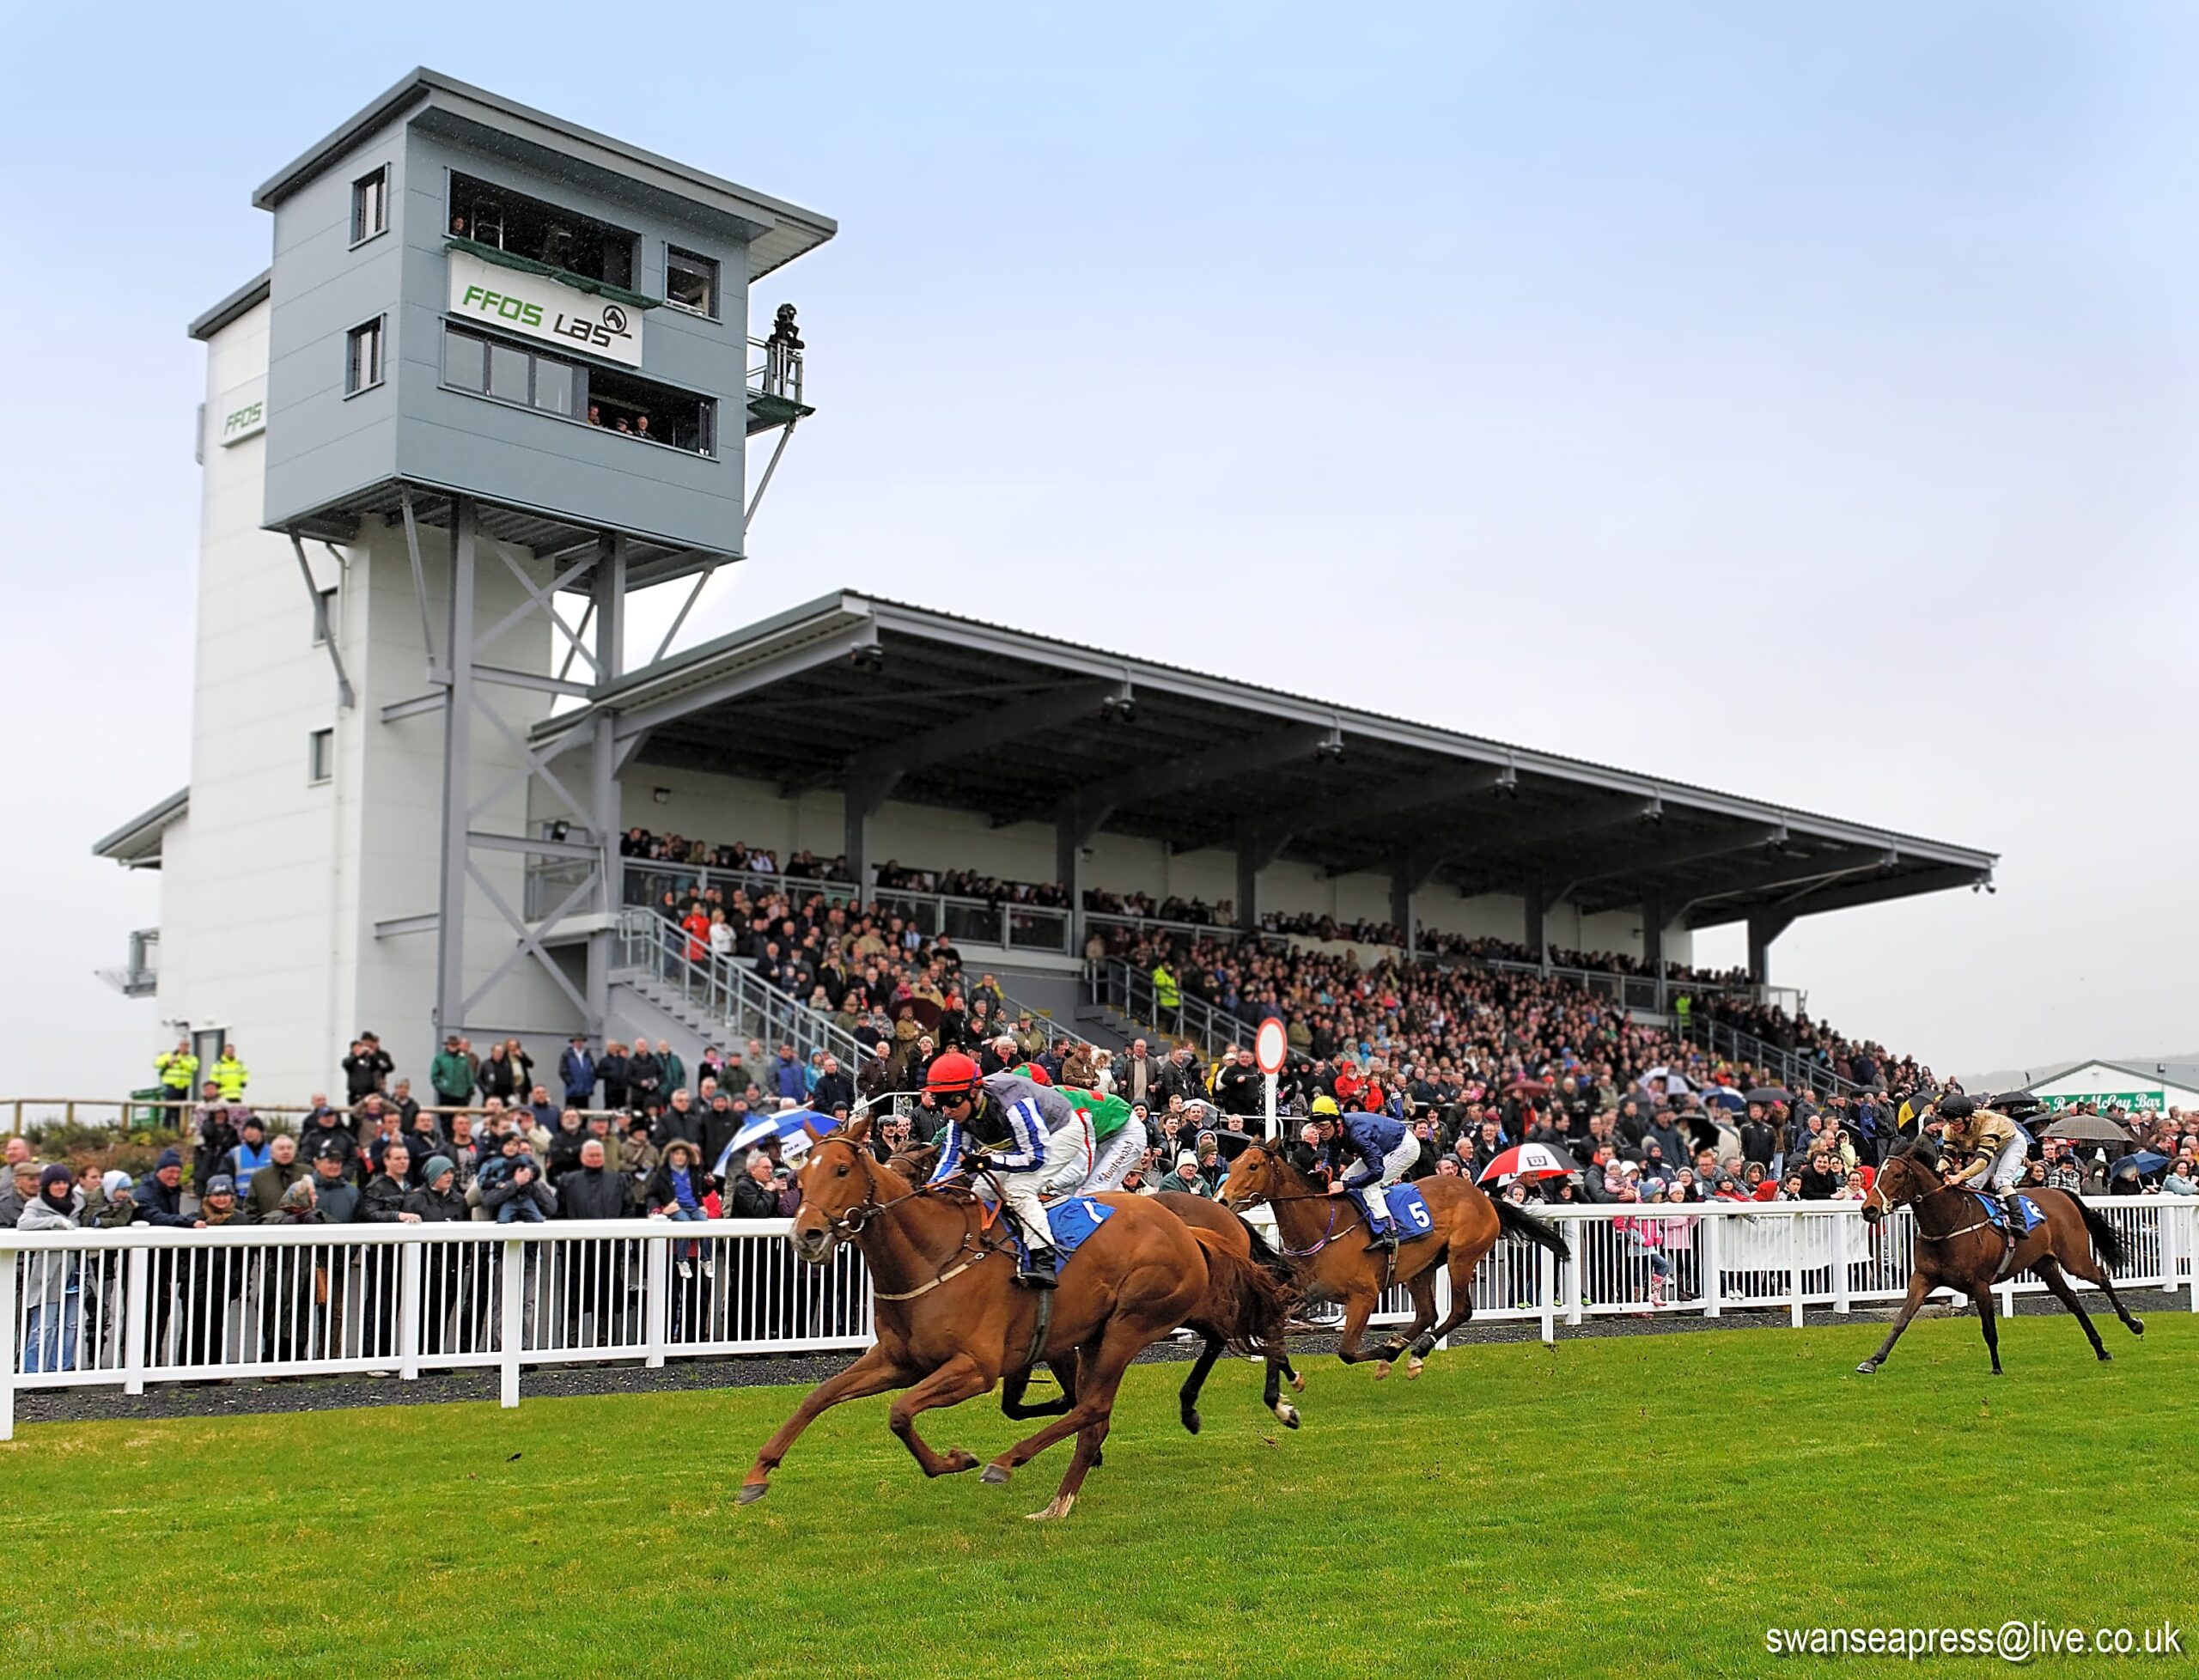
[343,1032,393,1102]
[308,1147,359,1222]
[557,1139,630,1221]
[478,1136,553,1222]
[246,1133,308,1218]
[3,1152,44,1227]
[557,1037,598,1107]
[19,1166,82,1371]
[430,1034,475,1106]
[729,1151,783,1218]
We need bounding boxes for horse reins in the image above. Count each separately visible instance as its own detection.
[822,1141,1006,1300]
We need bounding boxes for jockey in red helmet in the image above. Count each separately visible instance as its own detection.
[923,1050,1093,1289]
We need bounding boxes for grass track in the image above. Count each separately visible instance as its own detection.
[4,1312,2192,1677]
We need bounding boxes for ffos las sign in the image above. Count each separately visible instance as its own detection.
[211,376,267,447]
[446,247,643,368]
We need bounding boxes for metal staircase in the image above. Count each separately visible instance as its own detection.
[610,910,865,1073]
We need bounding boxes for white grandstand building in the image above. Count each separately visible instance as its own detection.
[92,70,1996,1099]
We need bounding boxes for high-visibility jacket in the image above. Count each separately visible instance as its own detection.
[1151,964,1180,1010]
[212,1053,249,1101]
[155,1050,199,1093]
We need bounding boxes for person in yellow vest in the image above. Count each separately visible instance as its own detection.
[212,1046,249,1103]
[154,1040,199,1115]
[1151,959,1180,1013]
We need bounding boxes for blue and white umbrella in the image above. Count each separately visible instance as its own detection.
[714,1106,838,1178]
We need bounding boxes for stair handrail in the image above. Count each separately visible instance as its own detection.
[615,910,868,1075]
[1090,957,1255,1056]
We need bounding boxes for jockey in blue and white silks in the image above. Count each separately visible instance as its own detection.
[923,1054,1093,1287]
[1333,1109,1416,1252]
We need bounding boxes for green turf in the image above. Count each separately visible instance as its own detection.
[3,1312,2191,1678]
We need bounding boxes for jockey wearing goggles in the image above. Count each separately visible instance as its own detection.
[1937,1094,2031,1233]
[923,1052,1093,1289]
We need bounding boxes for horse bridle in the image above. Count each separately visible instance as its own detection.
[808,1135,1003,1297]
[1225,1145,1359,1257]
[1865,1153,1996,1244]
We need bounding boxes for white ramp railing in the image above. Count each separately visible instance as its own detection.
[3,1201,2192,1439]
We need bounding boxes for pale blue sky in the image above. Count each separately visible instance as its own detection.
[4,3,2194,1094]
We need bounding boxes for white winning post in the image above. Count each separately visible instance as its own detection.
[1254,1019,1286,1140]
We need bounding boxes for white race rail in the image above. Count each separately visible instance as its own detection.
[4,1201,2193,1440]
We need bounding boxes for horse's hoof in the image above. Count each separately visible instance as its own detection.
[942,1449,978,1474]
[1854,1360,1877,1375]
[1274,1403,1301,1429]
[1406,1358,1425,1379]
[981,1464,1013,1486]
[2130,1319,2146,1336]
[1180,1408,1202,1436]
[1025,1494,1075,1522]
[1372,1360,1392,1380]
[1289,1372,1306,1394]
[735,1481,770,1505]
[2098,1350,2112,1362]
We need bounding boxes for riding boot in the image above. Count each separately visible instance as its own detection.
[1367,1220,1398,1255]
[2001,1192,2026,1233]
[1016,1251,1058,1289]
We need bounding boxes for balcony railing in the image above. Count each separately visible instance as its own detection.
[95,928,159,999]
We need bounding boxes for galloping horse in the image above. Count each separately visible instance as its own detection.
[739,1117,1294,1520]
[1221,1142,1570,1378]
[1856,1141,2145,1376]
[891,1140,1307,1433]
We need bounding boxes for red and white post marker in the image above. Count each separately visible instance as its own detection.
[1255,1018,1286,1141]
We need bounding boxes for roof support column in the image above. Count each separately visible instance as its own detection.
[1391,872,1414,960]
[1526,876,1548,974]
[1747,909,1795,993]
[432,496,477,1043]
[1238,822,1292,935]
[844,770,892,900]
[1642,887,1666,1014]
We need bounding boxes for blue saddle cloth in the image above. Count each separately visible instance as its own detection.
[1030,1196,1115,1275]
[1383,1183,1438,1242]
[1971,1191,2046,1235]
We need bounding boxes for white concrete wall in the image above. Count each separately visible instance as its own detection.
[606,767,1688,967]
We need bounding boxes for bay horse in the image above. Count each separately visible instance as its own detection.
[738,1117,1294,1520]
[1221,1142,1570,1378]
[892,1141,1307,1433]
[1856,1141,2146,1376]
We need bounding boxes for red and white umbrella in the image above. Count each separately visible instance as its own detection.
[1476,1142,1584,1184]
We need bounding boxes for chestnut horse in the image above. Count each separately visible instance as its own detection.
[892,1141,1306,1433]
[739,1117,1294,1520]
[1221,1142,1569,1377]
[1856,1141,2146,1376]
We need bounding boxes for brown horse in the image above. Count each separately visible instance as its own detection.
[889,1141,1306,1433]
[1856,1141,2146,1376]
[739,1117,1294,1520]
[1221,1142,1569,1377]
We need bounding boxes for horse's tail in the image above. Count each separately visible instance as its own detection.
[2073,1196,2127,1270]
[1495,1196,1571,1261]
[1188,1227,1297,1354]
[1227,1208,1292,1280]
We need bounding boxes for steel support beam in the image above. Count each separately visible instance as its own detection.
[1642,887,1666,1012]
[1236,820,1294,932]
[1303,760,1513,837]
[1057,722,1334,842]
[1678,849,1893,927]
[607,624,880,748]
[1747,909,1795,984]
[1525,875,1548,971]
[1556,822,1786,905]
[811,679,1120,801]
[432,496,478,1039]
[289,531,354,709]
[1691,861,1987,928]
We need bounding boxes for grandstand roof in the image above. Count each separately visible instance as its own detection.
[537,592,1996,929]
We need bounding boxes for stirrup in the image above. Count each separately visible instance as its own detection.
[1016,1258,1058,1289]
[1367,1227,1398,1253]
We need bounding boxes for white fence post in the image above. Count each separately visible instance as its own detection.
[1702,1214,1722,1318]
[1786,1215,1803,1328]
[2186,1202,2198,1315]
[1538,1240,1556,1346]
[499,1238,524,1409]
[122,1246,150,1397]
[1,1242,16,1442]
[1833,1208,1851,1314]
[399,1239,423,1383]
[1432,1265,1453,1353]
[644,1234,669,1370]
[1563,1236,1583,1327]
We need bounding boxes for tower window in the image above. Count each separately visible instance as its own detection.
[308,728,334,785]
[666,247,718,319]
[345,318,385,395]
[350,166,389,245]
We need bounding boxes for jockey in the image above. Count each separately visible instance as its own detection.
[923,1051,1092,1289]
[1330,1105,1416,1252]
[1937,1095,2030,1232]
[1079,1092,1148,1195]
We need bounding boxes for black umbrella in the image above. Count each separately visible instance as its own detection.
[2042,1113,2135,1144]
[1744,1086,1790,1105]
